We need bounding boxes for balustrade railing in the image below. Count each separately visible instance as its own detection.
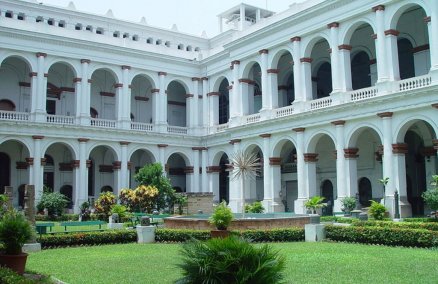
[348,86,378,102]
[309,97,332,110]
[90,118,116,128]
[399,75,432,91]
[275,105,294,118]
[46,114,75,125]
[167,125,188,135]
[131,122,153,132]
[246,113,261,124]
[217,123,229,132]
[0,111,29,121]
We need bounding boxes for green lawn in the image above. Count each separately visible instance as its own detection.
[26,242,438,284]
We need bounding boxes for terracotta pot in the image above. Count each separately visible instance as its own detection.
[211,229,230,239]
[0,253,28,275]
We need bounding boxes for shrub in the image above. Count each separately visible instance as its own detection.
[368,200,386,220]
[351,220,438,231]
[422,175,438,212]
[326,225,438,248]
[0,209,34,254]
[134,163,175,211]
[155,229,210,242]
[304,196,326,214]
[0,194,8,217]
[36,191,68,217]
[38,230,137,248]
[176,236,285,284]
[0,267,40,284]
[341,197,356,214]
[245,201,265,213]
[404,218,438,223]
[174,193,188,215]
[110,204,129,219]
[94,192,117,220]
[238,228,304,242]
[209,201,233,230]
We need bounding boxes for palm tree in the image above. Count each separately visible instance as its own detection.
[228,151,261,218]
[304,196,326,214]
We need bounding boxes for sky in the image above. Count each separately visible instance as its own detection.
[39,0,295,37]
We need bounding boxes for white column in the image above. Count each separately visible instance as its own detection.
[77,138,89,210]
[338,45,352,91]
[294,128,307,213]
[120,142,130,189]
[151,89,159,125]
[229,139,241,212]
[157,144,167,167]
[202,77,209,128]
[239,80,249,116]
[230,61,240,119]
[373,5,389,82]
[261,134,272,211]
[186,94,194,128]
[192,148,200,192]
[304,154,318,200]
[428,4,438,70]
[80,59,91,125]
[392,144,412,217]
[120,65,131,129]
[192,78,200,127]
[385,29,400,81]
[32,136,44,203]
[328,23,342,92]
[115,83,124,126]
[113,160,122,197]
[344,148,359,198]
[267,69,278,109]
[301,58,313,101]
[35,52,47,122]
[208,92,219,126]
[201,148,208,192]
[30,72,38,114]
[218,16,223,33]
[239,5,245,31]
[158,72,167,130]
[333,121,346,213]
[259,49,269,110]
[379,112,395,200]
[73,78,82,122]
[270,161,283,212]
[291,37,303,102]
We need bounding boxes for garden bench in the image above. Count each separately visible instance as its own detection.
[35,222,55,236]
[55,220,106,233]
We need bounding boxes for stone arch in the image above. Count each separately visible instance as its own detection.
[130,73,156,89]
[395,117,437,144]
[302,34,332,58]
[41,141,78,161]
[269,48,294,70]
[341,19,377,45]
[87,143,120,161]
[389,1,430,30]
[88,65,121,84]
[346,124,383,148]
[130,74,155,123]
[272,137,297,157]
[45,59,79,77]
[306,131,336,153]
[241,60,261,79]
[167,80,189,127]
[0,53,35,72]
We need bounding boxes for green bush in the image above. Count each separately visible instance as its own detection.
[304,196,326,214]
[176,236,285,284]
[326,225,438,248]
[110,204,129,219]
[0,267,36,284]
[404,218,438,223]
[245,201,265,213]
[422,175,438,211]
[36,192,68,217]
[38,230,137,248]
[35,214,79,222]
[368,200,386,220]
[94,192,117,220]
[155,229,210,242]
[209,201,233,230]
[352,220,438,231]
[238,228,304,242]
[341,197,356,214]
[320,216,359,224]
[0,209,34,254]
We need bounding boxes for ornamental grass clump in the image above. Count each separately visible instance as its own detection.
[176,236,285,284]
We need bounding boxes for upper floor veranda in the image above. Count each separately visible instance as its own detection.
[0,0,437,137]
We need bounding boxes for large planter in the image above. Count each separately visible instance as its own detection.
[210,229,230,239]
[0,253,28,275]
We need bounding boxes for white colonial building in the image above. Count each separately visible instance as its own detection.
[0,0,437,217]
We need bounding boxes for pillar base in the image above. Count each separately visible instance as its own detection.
[399,197,412,218]
[304,224,326,242]
[273,198,285,212]
[228,116,242,128]
[294,198,307,214]
[229,198,243,213]
[259,108,273,121]
[262,199,273,213]
[23,243,41,253]
[333,198,344,215]
[136,225,156,243]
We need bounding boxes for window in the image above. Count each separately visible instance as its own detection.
[58,20,65,27]
[146,37,153,44]
[17,13,25,20]
[96,28,104,35]
[47,18,54,25]
[75,23,82,30]
[132,35,139,41]
[86,25,93,32]
[36,16,44,23]
[113,31,120,38]
[5,11,12,18]
[156,39,162,45]
[165,41,171,47]
[123,33,129,39]
[186,45,193,51]
[178,44,184,50]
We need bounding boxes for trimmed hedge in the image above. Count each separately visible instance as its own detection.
[35,214,79,222]
[155,228,210,242]
[352,220,438,231]
[320,216,359,224]
[238,228,304,242]
[326,225,438,248]
[404,218,438,223]
[38,230,137,248]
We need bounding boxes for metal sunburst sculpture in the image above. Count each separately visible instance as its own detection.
[228,150,261,218]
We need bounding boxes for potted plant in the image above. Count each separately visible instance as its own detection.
[209,201,233,238]
[0,209,33,275]
[341,197,356,216]
[304,196,326,215]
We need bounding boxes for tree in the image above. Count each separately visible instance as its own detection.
[422,175,438,215]
[134,163,175,211]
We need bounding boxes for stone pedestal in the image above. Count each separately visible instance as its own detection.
[305,224,326,242]
[136,225,156,243]
[107,223,124,230]
[184,192,214,214]
[22,243,41,253]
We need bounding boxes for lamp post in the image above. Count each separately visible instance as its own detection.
[394,190,400,219]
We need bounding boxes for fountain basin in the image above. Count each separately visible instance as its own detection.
[164,213,311,230]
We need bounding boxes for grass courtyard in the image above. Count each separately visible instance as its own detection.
[27,242,438,284]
